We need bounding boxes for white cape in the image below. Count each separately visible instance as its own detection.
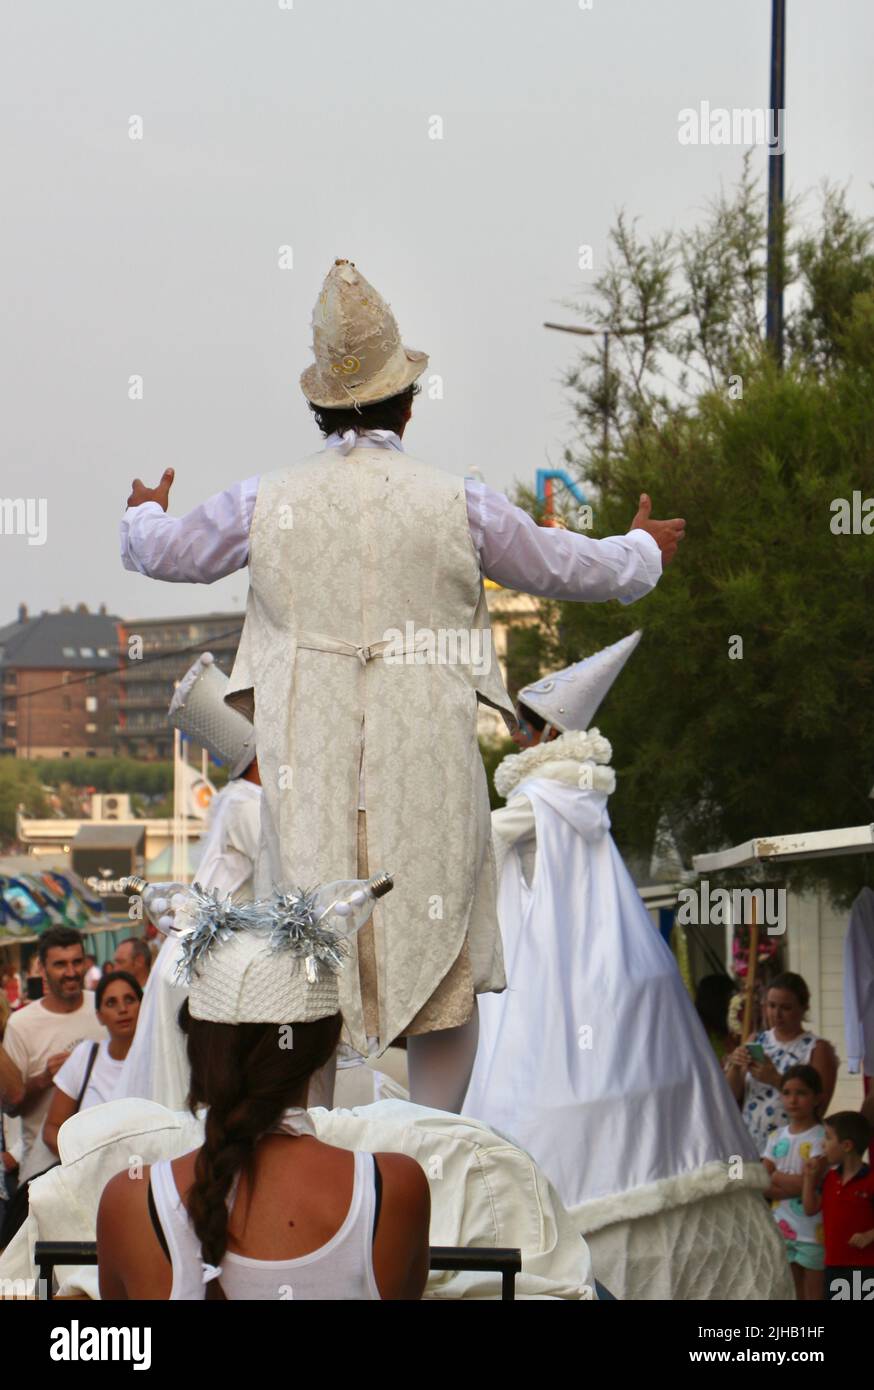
[463,776,760,1222]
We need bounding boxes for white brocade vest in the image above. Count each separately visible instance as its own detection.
[224,446,517,1052]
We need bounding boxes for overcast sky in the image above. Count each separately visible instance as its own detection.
[2,0,872,622]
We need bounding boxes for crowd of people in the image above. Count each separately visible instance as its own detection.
[0,926,152,1241]
[692,969,874,1298]
[3,924,873,1301]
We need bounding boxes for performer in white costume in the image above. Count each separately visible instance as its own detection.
[115,654,262,1111]
[120,259,685,1112]
[463,635,794,1301]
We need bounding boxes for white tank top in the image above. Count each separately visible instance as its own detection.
[149,1149,381,1300]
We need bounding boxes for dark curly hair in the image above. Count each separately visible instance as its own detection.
[37,926,85,966]
[178,999,342,1297]
[307,382,420,438]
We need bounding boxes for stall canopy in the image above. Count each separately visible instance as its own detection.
[693,824,874,872]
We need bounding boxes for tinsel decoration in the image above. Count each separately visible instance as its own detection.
[172,882,352,988]
[173,881,249,985]
[265,885,351,984]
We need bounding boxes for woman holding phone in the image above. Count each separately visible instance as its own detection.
[725,972,838,1155]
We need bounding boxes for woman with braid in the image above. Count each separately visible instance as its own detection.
[96,898,430,1300]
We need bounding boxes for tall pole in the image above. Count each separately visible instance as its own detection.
[741,897,760,1042]
[602,331,610,459]
[766,0,786,366]
[172,726,181,884]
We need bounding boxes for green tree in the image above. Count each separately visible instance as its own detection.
[0,760,51,843]
[522,170,874,905]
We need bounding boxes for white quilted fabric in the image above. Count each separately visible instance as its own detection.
[187,926,339,1023]
[585,1189,794,1300]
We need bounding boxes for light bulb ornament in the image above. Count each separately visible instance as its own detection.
[168,873,395,989]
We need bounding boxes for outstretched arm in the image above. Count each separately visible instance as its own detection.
[120,467,258,583]
[467,483,684,604]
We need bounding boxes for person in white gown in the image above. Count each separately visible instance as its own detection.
[463,634,794,1301]
[114,654,262,1111]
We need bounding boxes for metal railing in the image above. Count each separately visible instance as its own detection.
[34,1240,522,1301]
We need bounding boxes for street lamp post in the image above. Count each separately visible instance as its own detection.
[544,317,682,458]
[765,0,787,366]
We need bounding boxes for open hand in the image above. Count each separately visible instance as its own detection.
[127,468,175,511]
[630,494,685,566]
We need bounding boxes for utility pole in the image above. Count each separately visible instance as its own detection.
[765,0,787,366]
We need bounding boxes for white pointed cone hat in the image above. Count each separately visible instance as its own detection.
[300,259,429,408]
[517,630,642,733]
[168,653,256,779]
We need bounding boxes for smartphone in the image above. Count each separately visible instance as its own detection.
[26,976,44,1001]
[746,1042,765,1062]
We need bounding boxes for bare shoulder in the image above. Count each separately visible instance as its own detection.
[98,1164,150,1221]
[375,1151,430,1207]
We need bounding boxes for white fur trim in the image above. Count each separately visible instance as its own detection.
[494,727,614,800]
[567,1159,769,1235]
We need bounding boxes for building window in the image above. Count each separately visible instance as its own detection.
[97,647,110,658]
[62,647,76,657]
[85,722,97,733]
[80,647,95,658]
[85,696,97,712]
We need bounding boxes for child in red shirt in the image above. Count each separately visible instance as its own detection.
[803,1111,874,1300]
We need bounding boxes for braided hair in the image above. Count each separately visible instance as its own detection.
[178,999,342,1297]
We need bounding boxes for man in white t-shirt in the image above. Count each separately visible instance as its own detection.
[2,929,106,1181]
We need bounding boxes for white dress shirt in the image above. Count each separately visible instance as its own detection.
[119,429,662,600]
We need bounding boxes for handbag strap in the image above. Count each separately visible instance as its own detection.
[74,1042,100,1112]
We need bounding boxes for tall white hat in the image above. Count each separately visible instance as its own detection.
[168,653,256,779]
[300,259,429,409]
[517,630,642,734]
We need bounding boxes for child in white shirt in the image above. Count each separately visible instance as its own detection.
[763,1064,826,1300]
